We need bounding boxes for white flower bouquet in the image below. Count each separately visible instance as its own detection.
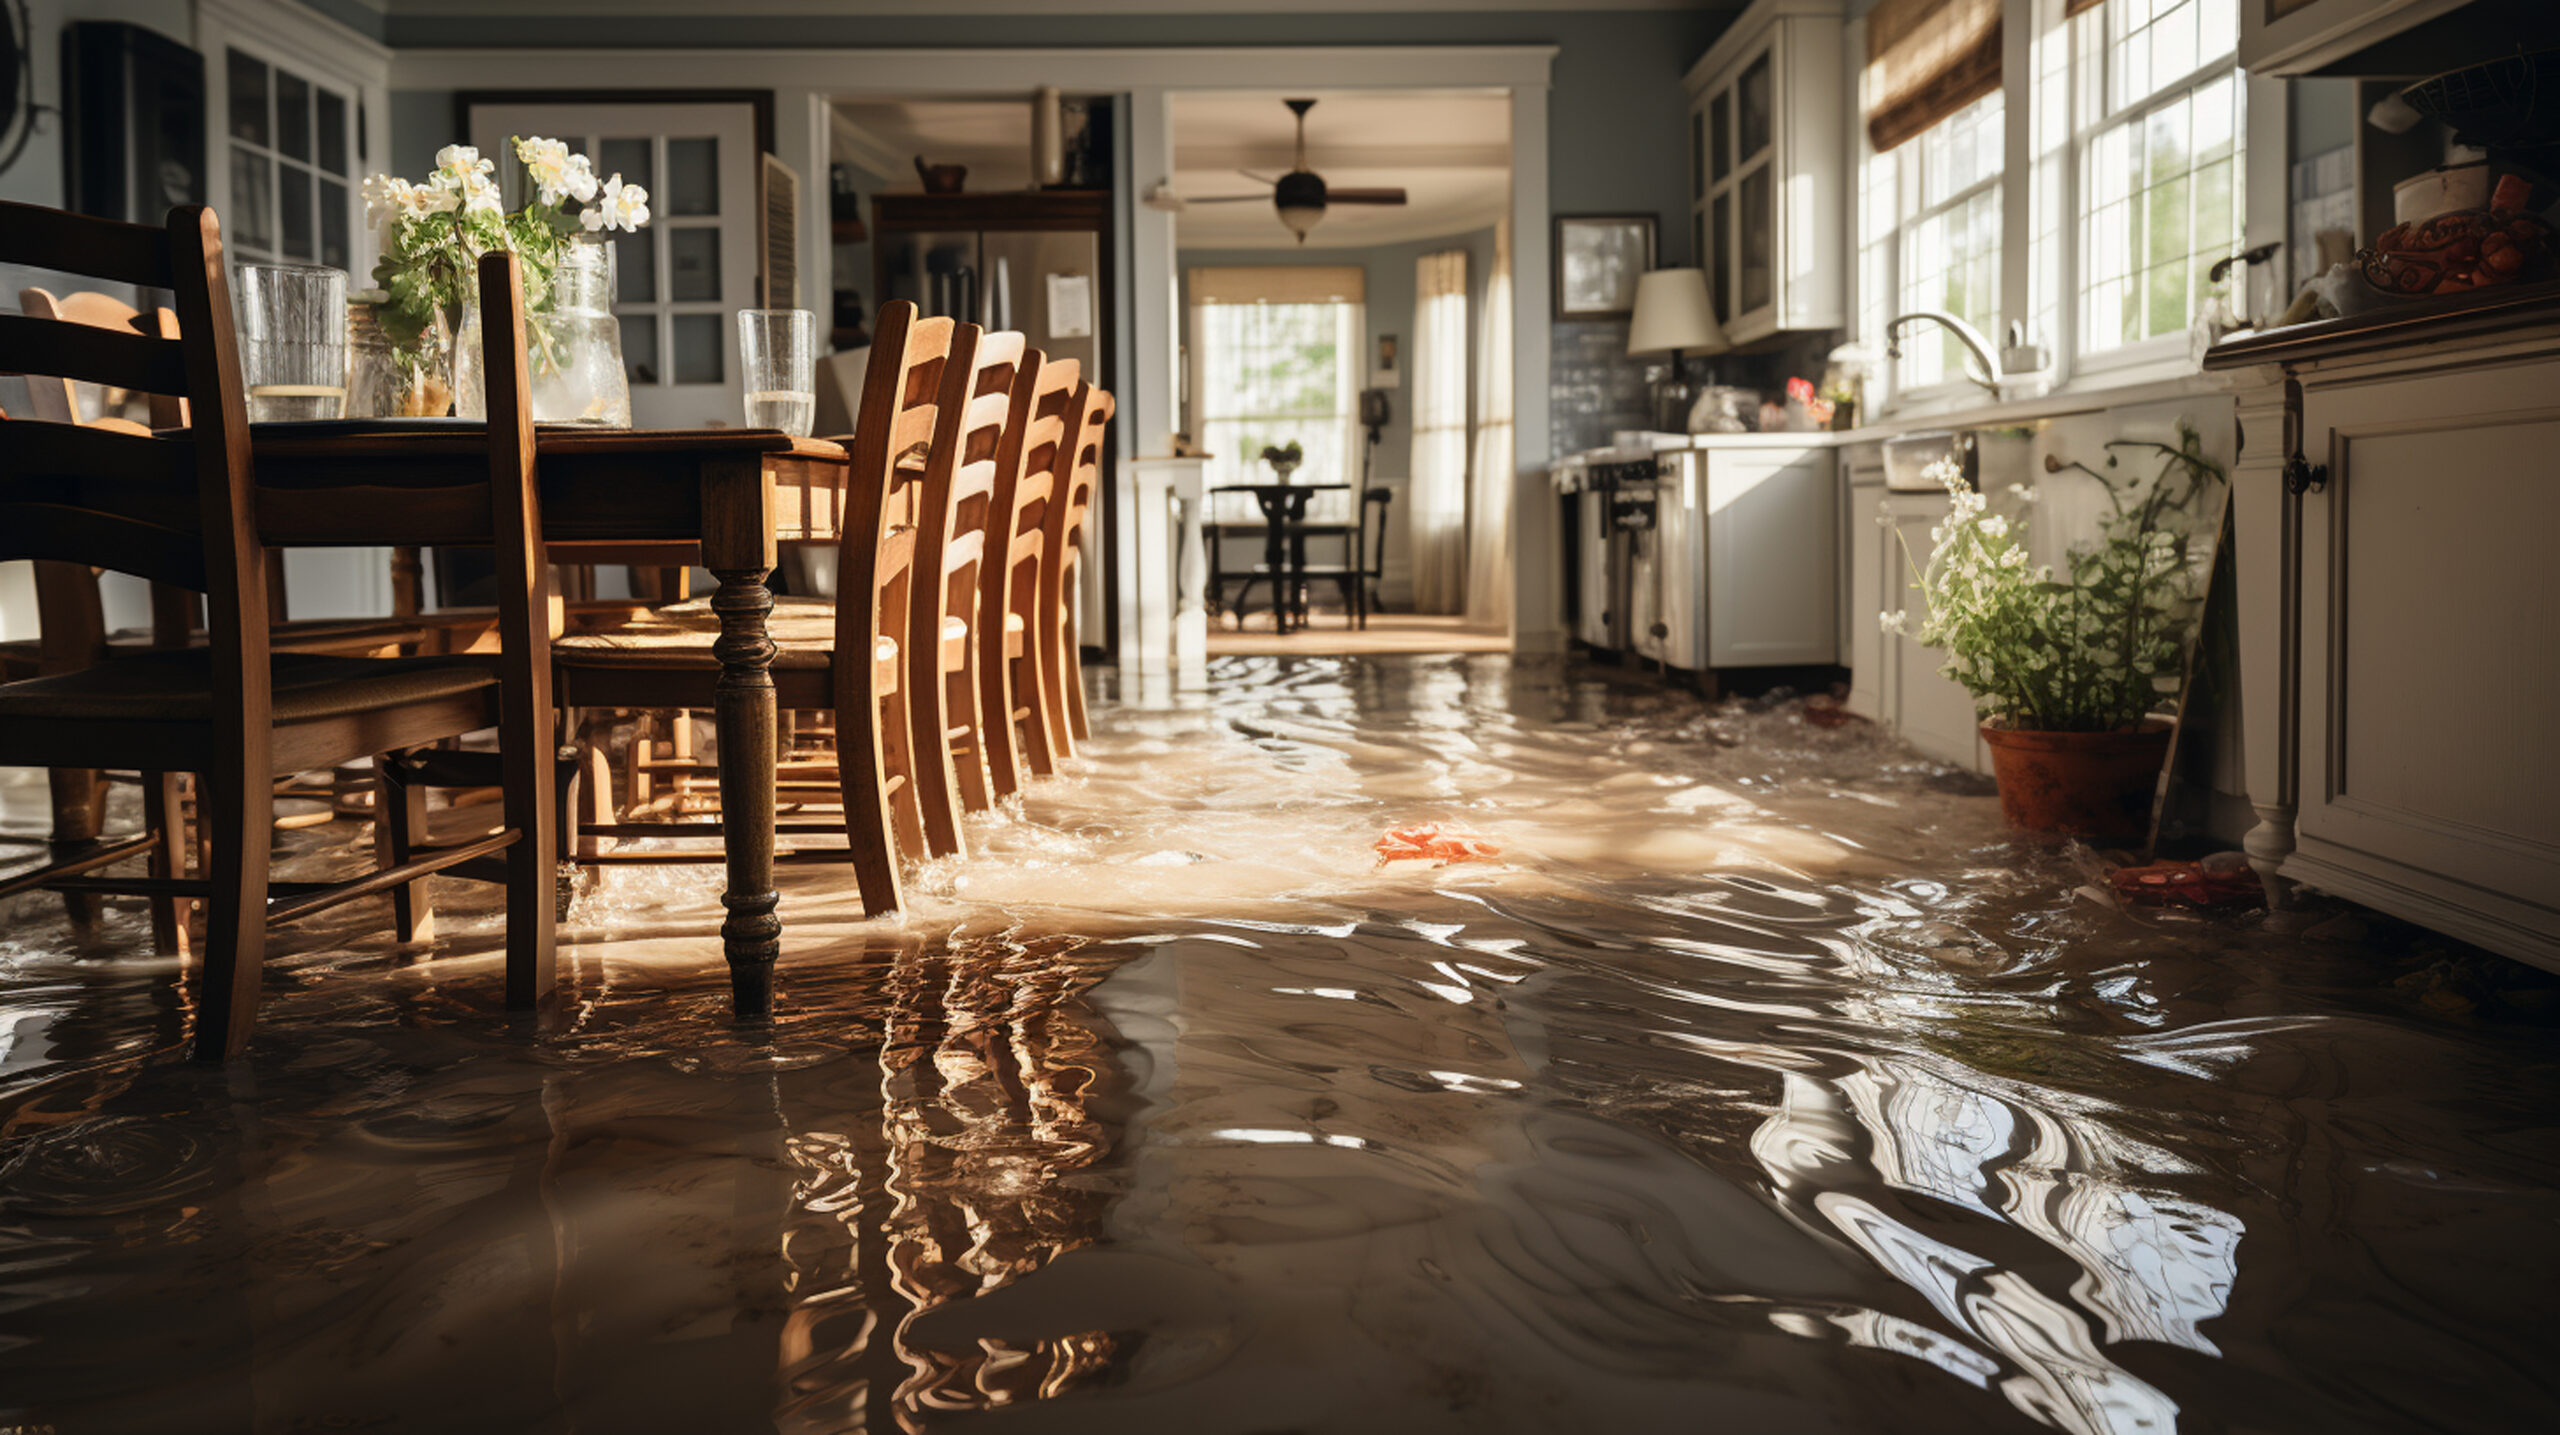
[361,139,651,397]
[1882,423,2224,733]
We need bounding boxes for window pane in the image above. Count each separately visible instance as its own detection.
[622,315,661,386]
[276,71,310,162]
[598,137,653,194]
[1709,193,1731,322]
[279,165,313,260]
[672,312,723,384]
[667,137,719,216]
[614,228,658,303]
[1737,52,1772,162]
[317,90,349,176]
[231,146,274,254]
[227,51,268,146]
[1738,167,1772,313]
[669,226,721,302]
[1709,90,1731,183]
[319,178,350,270]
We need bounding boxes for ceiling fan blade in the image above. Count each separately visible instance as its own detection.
[1325,188,1409,205]
[1236,170,1282,186]
[1184,194,1272,204]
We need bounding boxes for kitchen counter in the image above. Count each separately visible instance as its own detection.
[2203,279,2560,370]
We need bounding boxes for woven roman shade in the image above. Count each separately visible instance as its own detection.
[1189,266,1365,306]
[2064,0,2105,16]
[1864,0,2004,153]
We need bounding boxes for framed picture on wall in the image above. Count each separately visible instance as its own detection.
[1553,214,1656,320]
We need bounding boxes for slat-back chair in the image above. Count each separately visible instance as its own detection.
[550,299,958,917]
[0,207,557,1059]
[907,327,1026,859]
[1037,382,1113,754]
[976,354,1078,797]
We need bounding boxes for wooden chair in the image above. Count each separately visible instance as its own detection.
[550,299,958,917]
[1037,382,1113,754]
[907,326,1026,859]
[1296,486,1395,629]
[0,207,558,1059]
[976,353,1080,798]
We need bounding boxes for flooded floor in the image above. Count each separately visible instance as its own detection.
[3,654,2557,1433]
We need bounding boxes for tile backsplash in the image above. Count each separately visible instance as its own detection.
[1548,320,1655,459]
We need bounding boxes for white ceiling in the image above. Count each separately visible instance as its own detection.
[378,1,1690,14]
[833,91,1509,251]
[1168,91,1508,249]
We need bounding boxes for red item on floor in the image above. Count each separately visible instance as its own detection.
[2109,859,2263,911]
[1375,824,1502,868]
[1802,694,1865,728]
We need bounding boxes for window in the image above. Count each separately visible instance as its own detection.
[2068,0,2244,360]
[1188,267,1363,524]
[223,47,357,271]
[1854,0,2246,408]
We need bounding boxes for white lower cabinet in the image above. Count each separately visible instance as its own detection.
[2286,356,2560,966]
[1843,440,1987,773]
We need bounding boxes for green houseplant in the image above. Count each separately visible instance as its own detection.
[1883,423,2225,839]
[361,139,651,417]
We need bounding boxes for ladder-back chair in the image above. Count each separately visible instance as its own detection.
[976,353,1079,797]
[0,213,558,1059]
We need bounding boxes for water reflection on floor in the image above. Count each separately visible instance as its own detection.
[3,654,2558,1433]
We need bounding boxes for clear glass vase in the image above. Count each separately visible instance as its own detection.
[347,297,455,418]
[456,237,632,426]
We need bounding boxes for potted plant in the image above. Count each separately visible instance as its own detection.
[361,139,652,420]
[1260,440,1304,482]
[1882,424,2224,841]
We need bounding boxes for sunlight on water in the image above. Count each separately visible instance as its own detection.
[2,654,2557,1432]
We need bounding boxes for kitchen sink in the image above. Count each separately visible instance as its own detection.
[1882,430,1961,491]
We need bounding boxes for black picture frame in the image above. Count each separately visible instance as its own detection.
[1553,213,1657,321]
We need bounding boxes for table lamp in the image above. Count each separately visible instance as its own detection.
[1626,267,1728,433]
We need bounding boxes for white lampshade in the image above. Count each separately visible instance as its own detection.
[1625,268,1728,356]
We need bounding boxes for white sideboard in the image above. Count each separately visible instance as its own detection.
[2211,291,2560,970]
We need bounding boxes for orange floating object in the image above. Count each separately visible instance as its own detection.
[2108,860,2263,911]
[1374,824,1502,868]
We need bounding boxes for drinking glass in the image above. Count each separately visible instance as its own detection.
[237,263,349,422]
[738,309,817,436]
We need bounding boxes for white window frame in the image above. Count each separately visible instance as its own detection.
[197,0,392,283]
[1853,0,2253,415]
[2050,0,2247,378]
[1186,274,1364,525]
[1860,87,2008,411]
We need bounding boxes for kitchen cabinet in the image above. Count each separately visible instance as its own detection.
[1683,0,1845,345]
[1843,441,1989,772]
[2207,293,2560,970]
[2238,0,2471,77]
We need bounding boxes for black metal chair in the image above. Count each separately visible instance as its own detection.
[1296,487,1394,629]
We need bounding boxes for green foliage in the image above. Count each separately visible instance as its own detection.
[1883,423,2224,733]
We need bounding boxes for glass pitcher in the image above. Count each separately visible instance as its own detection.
[456,236,632,426]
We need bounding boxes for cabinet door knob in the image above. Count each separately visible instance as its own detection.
[2282,455,2328,496]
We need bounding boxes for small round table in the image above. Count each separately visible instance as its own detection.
[1212,482,1350,633]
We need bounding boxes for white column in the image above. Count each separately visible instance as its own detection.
[2230,372,2298,907]
[1508,81,1558,654]
[1174,459,1209,689]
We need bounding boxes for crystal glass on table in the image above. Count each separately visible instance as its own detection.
[739,308,817,436]
[238,263,348,421]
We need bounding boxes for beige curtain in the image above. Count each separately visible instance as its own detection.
[1409,249,1470,614]
[1463,220,1514,632]
[1864,0,2002,153]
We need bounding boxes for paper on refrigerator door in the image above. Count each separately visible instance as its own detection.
[1046,272,1094,339]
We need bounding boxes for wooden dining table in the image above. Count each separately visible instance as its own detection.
[249,423,850,1016]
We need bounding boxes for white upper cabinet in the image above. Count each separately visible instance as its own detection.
[1684,0,1846,346]
[2237,0,2471,76]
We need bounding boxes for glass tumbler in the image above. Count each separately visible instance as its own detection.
[238,263,349,422]
[738,309,817,437]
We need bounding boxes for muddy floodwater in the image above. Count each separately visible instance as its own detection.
[3,655,2557,1433]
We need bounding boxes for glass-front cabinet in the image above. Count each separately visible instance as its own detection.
[1685,0,1845,345]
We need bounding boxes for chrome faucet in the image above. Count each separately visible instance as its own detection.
[1883,310,2006,399]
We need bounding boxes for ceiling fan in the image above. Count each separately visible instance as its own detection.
[1154,98,1409,243]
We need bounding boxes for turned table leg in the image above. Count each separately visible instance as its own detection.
[711,565,781,1016]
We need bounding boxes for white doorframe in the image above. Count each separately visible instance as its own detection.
[391,45,1560,650]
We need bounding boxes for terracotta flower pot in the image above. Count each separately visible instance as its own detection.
[1978,720,2173,842]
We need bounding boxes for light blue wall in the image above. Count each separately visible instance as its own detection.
[385,7,1741,269]
[1176,223,1499,609]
